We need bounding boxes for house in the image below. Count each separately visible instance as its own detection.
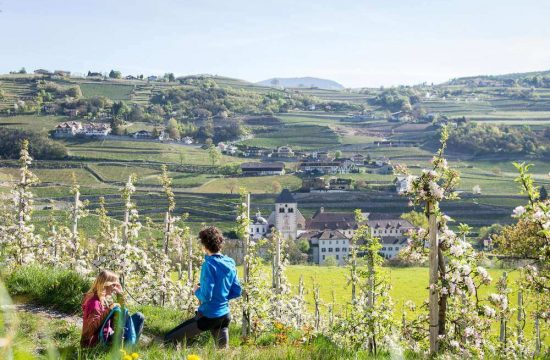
[351,154,366,166]
[81,123,111,137]
[394,176,412,194]
[301,177,328,192]
[34,69,52,75]
[218,142,237,155]
[54,121,82,138]
[299,230,350,265]
[133,130,153,139]
[147,75,158,81]
[390,111,414,122]
[249,210,271,240]
[240,162,285,176]
[63,108,79,117]
[53,70,71,77]
[328,178,353,191]
[277,146,294,158]
[182,136,194,145]
[379,237,409,259]
[125,75,138,80]
[300,158,355,175]
[242,146,267,157]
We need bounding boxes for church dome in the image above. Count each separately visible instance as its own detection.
[253,210,267,224]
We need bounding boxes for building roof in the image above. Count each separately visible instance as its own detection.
[241,162,284,171]
[379,236,409,245]
[298,229,348,241]
[306,208,357,230]
[367,219,414,230]
[275,189,296,203]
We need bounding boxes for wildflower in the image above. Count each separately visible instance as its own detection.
[131,353,139,359]
[187,355,201,360]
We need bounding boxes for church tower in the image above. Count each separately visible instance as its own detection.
[274,189,298,240]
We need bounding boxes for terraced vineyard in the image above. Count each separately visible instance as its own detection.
[0,76,37,111]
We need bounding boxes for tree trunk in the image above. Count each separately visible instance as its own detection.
[428,201,439,355]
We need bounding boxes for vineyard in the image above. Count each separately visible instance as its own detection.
[0,134,548,360]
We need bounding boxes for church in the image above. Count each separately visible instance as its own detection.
[249,189,414,265]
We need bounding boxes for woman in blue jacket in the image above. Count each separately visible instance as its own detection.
[164,226,242,348]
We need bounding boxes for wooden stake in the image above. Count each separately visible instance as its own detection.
[428,201,439,355]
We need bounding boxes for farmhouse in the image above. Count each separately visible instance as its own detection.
[81,123,111,137]
[133,130,153,139]
[299,158,355,175]
[54,121,82,138]
[242,146,267,157]
[276,146,295,158]
[182,136,194,144]
[328,177,353,191]
[240,162,285,176]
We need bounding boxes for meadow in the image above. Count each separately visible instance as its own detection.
[79,82,134,100]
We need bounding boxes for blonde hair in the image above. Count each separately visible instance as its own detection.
[85,270,120,305]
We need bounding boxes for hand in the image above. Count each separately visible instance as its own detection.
[109,302,120,310]
[113,283,123,294]
[193,284,200,293]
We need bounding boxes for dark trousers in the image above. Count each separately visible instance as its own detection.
[164,313,231,348]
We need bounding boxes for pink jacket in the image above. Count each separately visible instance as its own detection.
[80,294,112,347]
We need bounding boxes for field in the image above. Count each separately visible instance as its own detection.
[240,124,341,150]
[79,82,134,100]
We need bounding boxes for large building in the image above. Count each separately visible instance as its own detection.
[250,189,414,263]
[241,162,285,176]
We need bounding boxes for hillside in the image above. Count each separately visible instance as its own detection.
[257,77,345,90]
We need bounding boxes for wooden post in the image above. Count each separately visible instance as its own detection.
[534,315,541,355]
[298,275,304,327]
[314,285,321,331]
[499,272,507,345]
[274,231,282,292]
[187,234,193,283]
[428,201,439,355]
[241,193,251,338]
[517,290,523,345]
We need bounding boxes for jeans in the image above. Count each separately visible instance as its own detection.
[164,313,231,348]
[129,312,145,341]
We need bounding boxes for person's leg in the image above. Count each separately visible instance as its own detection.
[130,312,145,341]
[210,327,229,348]
[209,314,231,348]
[163,316,203,345]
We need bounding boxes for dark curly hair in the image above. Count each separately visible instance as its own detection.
[199,226,224,253]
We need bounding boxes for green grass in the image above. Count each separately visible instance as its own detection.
[0,167,102,187]
[192,175,302,194]
[0,114,67,131]
[61,139,243,165]
[80,82,134,100]
[241,125,340,150]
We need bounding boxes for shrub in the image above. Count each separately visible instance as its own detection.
[5,265,90,313]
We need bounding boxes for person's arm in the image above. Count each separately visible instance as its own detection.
[228,273,242,300]
[195,262,216,303]
[82,299,111,339]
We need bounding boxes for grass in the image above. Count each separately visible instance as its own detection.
[192,175,302,194]
[61,139,243,165]
[4,264,548,359]
[240,125,340,150]
[0,114,67,131]
[80,82,134,100]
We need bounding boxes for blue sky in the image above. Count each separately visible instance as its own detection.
[1,0,549,87]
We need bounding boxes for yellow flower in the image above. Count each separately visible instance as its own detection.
[187,355,201,360]
[131,353,140,359]
[120,349,128,356]
[123,355,132,360]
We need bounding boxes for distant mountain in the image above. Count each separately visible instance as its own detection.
[257,77,345,90]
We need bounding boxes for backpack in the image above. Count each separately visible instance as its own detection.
[98,306,138,347]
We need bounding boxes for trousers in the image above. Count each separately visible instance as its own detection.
[164,312,231,348]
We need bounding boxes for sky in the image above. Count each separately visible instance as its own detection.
[0,0,549,88]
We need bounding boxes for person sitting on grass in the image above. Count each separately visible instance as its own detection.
[81,270,144,348]
[164,226,242,348]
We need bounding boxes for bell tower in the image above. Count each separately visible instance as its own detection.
[274,189,298,240]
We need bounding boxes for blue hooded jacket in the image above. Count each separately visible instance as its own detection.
[195,254,242,318]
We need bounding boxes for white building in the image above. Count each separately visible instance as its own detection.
[300,229,350,265]
[394,176,412,194]
[54,121,82,137]
[81,123,111,137]
[249,210,270,240]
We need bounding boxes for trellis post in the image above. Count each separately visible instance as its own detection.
[428,200,439,355]
[241,192,251,338]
